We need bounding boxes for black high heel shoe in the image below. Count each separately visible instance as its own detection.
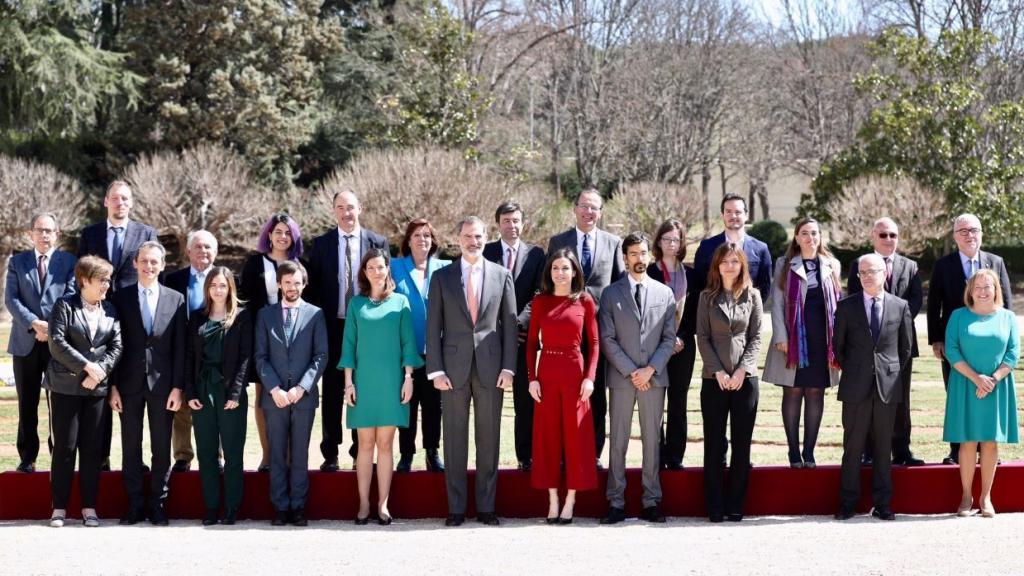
[354,516,370,525]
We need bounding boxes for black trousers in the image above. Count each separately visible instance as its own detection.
[321,318,346,462]
[119,392,174,511]
[592,356,608,459]
[701,377,758,517]
[398,362,443,456]
[864,358,914,459]
[839,392,898,509]
[661,335,695,465]
[14,341,50,463]
[50,392,105,509]
[510,345,534,463]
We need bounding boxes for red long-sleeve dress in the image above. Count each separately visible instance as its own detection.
[527,293,599,490]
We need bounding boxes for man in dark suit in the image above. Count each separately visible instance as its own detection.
[306,189,389,471]
[5,212,77,472]
[427,216,518,527]
[834,254,914,521]
[78,180,158,469]
[483,201,545,471]
[255,261,328,526]
[927,213,1012,464]
[163,229,218,473]
[847,217,925,466]
[109,241,186,526]
[547,189,623,466]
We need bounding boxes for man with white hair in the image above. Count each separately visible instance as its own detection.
[926,213,1012,464]
[846,217,924,466]
[165,229,219,472]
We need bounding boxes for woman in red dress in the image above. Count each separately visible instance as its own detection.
[527,247,599,524]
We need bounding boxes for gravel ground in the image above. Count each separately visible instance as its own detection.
[1,513,1020,575]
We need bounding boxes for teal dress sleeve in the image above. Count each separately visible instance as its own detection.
[399,296,425,369]
[944,308,965,366]
[1001,309,1019,369]
[338,298,359,370]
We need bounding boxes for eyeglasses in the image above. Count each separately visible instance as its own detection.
[660,237,681,245]
[857,268,885,277]
[576,204,602,212]
[32,228,56,235]
[955,227,981,237]
[877,233,898,239]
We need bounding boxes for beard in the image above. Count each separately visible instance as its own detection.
[632,262,647,274]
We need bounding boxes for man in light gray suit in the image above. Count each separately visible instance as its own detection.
[598,232,677,524]
[427,216,518,527]
[255,261,328,527]
[547,188,624,465]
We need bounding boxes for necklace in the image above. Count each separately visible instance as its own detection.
[82,299,102,312]
[368,294,387,305]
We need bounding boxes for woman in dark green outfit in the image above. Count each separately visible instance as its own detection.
[185,266,253,525]
[341,248,423,525]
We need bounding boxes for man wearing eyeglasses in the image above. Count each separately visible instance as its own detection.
[927,213,1013,464]
[847,217,924,466]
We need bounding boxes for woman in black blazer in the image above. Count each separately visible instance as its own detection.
[237,213,305,471]
[44,255,123,527]
[185,267,253,525]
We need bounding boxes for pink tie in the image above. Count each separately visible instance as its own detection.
[466,267,479,325]
[506,247,516,271]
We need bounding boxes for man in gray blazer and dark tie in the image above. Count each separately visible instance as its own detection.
[5,212,77,473]
[598,232,677,524]
[547,189,624,466]
[427,216,518,527]
[255,261,328,527]
[834,254,913,521]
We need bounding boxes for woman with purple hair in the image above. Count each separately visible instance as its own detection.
[238,213,306,471]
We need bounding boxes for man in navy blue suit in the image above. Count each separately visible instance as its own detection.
[5,212,77,472]
[305,189,389,471]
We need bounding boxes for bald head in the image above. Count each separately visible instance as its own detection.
[858,253,887,297]
[871,217,899,257]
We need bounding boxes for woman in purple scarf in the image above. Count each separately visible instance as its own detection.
[762,218,841,468]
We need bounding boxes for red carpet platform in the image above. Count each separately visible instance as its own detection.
[2,464,1022,520]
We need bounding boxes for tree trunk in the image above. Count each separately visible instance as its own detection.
[0,252,11,320]
[701,161,712,234]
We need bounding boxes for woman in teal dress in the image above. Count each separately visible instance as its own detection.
[340,248,423,525]
[943,269,1019,518]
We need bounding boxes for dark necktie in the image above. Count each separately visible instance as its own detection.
[343,235,355,313]
[284,307,295,344]
[884,256,893,291]
[581,234,593,279]
[634,283,643,316]
[37,254,47,291]
[110,226,124,265]
[870,296,881,343]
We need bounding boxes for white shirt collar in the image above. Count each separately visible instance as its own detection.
[34,247,57,260]
[627,274,649,291]
[282,298,302,309]
[138,281,159,296]
[575,227,595,240]
[959,251,979,265]
[461,257,482,271]
[106,219,130,230]
[191,265,213,277]
[500,239,520,253]
[338,226,361,240]
[862,291,885,303]
[874,251,896,260]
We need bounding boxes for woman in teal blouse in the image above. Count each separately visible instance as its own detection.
[341,248,423,525]
[943,269,1019,518]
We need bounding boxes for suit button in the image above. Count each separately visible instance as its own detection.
[89,347,95,352]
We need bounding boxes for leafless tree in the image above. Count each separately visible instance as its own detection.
[603,181,704,238]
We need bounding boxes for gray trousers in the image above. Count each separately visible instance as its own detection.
[441,367,504,515]
[266,404,315,512]
[607,385,666,509]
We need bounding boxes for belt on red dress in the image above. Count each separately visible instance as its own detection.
[541,346,580,356]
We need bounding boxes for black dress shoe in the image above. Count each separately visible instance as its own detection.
[517,460,532,472]
[290,507,308,526]
[378,514,393,526]
[272,511,289,526]
[942,456,957,465]
[221,509,237,525]
[476,512,500,526]
[600,507,626,525]
[445,514,465,527]
[150,506,169,526]
[894,454,926,466]
[708,514,724,523]
[101,458,111,472]
[319,459,340,472]
[396,454,413,473]
[119,508,146,525]
[15,461,35,473]
[802,459,817,469]
[545,516,559,525]
[834,507,855,520]
[663,461,683,471]
[558,517,573,525]
[726,514,744,522]
[257,463,271,473]
[202,509,219,526]
[172,459,191,473]
[354,516,370,525]
[141,463,150,473]
[872,508,896,521]
[861,454,874,466]
[425,449,445,472]
[639,505,666,523]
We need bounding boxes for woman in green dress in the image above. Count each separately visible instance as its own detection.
[185,267,252,525]
[341,248,423,525]
[943,269,1019,518]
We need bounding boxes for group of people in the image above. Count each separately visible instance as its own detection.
[6,180,1018,527]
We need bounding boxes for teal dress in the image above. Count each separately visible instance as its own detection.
[943,307,1020,443]
[339,293,424,428]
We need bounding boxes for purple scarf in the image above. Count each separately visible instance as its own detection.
[784,260,840,370]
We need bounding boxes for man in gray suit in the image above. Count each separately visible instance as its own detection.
[255,261,328,527]
[5,212,77,472]
[834,254,913,521]
[547,189,624,466]
[598,232,677,524]
[427,216,518,527]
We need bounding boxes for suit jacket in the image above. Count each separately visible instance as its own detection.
[238,252,309,314]
[425,259,518,389]
[483,240,545,328]
[927,250,1013,345]
[682,232,773,337]
[847,253,924,357]
[547,228,623,308]
[184,309,253,403]
[254,301,328,410]
[77,220,158,291]
[391,255,450,355]
[695,288,763,379]
[163,266,190,302]
[44,294,122,397]
[5,249,77,356]
[647,262,693,339]
[834,292,913,404]
[305,228,389,322]
[598,276,677,389]
[111,283,186,397]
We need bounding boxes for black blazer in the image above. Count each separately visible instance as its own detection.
[111,283,186,396]
[163,266,190,301]
[647,262,693,339]
[305,228,389,327]
[77,220,158,291]
[834,293,913,404]
[926,250,1013,345]
[847,253,924,357]
[483,240,545,328]
[44,294,122,397]
[184,309,253,403]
